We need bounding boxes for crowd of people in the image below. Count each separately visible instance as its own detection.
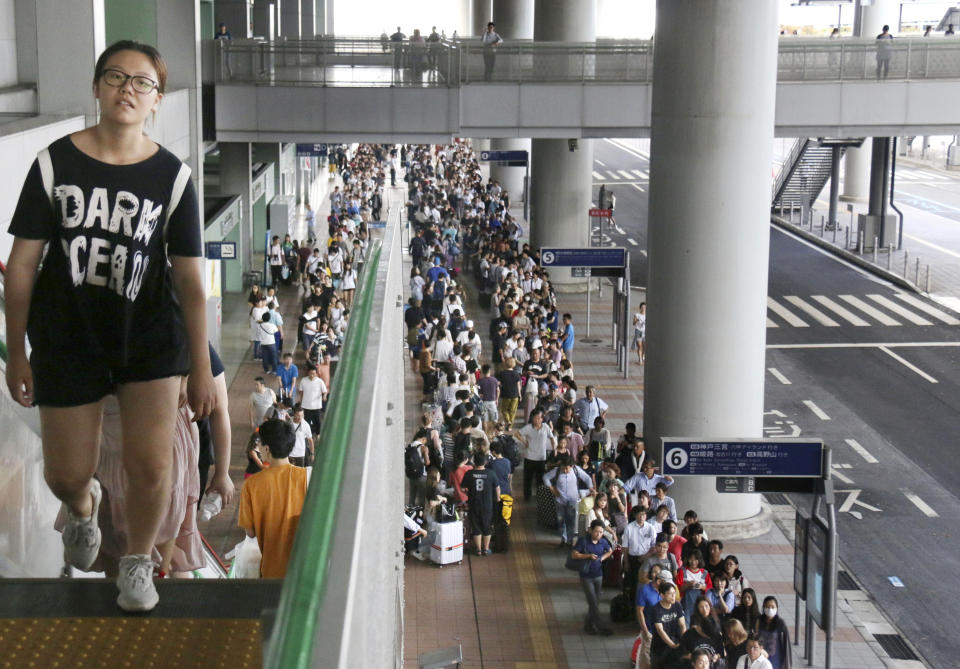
[399,141,791,669]
[239,142,388,577]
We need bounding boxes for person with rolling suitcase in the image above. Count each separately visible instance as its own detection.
[430,502,464,567]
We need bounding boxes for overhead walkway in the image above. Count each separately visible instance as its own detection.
[211,37,960,142]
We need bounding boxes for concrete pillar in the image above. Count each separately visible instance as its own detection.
[490,0,533,207]
[530,0,595,289]
[843,0,898,201]
[314,0,326,34]
[280,0,300,38]
[472,0,491,36]
[301,0,315,37]
[644,0,778,525]
[215,0,250,38]
[156,0,204,204]
[35,0,105,123]
[219,143,253,275]
[256,142,283,198]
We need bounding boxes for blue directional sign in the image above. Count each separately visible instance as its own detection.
[478,150,528,165]
[205,241,237,260]
[540,247,626,268]
[296,143,327,157]
[661,438,824,478]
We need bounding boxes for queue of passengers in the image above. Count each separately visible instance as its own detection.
[400,141,791,669]
[239,143,387,579]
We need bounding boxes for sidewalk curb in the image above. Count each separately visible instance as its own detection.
[771,216,922,295]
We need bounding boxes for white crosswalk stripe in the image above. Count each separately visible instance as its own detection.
[765,293,950,328]
[767,297,809,327]
[867,294,933,325]
[784,296,840,327]
[892,293,960,325]
[592,170,605,180]
[617,170,634,179]
[607,171,621,181]
[632,170,648,179]
[810,295,871,326]
[838,295,901,326]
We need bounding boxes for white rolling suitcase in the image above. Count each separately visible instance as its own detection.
[430,520,464,566]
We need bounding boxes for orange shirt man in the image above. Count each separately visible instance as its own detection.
[238,419,308,578]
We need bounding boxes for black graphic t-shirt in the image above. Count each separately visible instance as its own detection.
[9,136,202,365]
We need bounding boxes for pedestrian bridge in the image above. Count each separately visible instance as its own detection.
[211,37,960,143]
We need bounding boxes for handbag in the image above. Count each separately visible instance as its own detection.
[577,494,595,516]
[564,552,589,573]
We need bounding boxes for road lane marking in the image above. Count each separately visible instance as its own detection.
[595,159,606,166]
[867,294,932,325]
[894,189,960,214]
[784,296,840,327]
[831,467,855,484]
[767,341,960,349]
[878,346,938,383]
[632,169,648,179]
[845,438,878,464]
[803,400,831,420]
[772,225,888,281]
[640,249,648,257]
[767,297,809,327]
[838,489,881,514]
[632,183,645,193]
[900,488,939,517]
[617,170,634,179]
[811,295,871,326]
[839,295,901,326]
[915,170,948,180]
[604,137,650,160]
[767,367,791,384]
[766,318,778,328]
[627,238,638,246]
[592,170,605,180]
[607,171,621,181]
[902,233,960,260]
[892,293,960,325]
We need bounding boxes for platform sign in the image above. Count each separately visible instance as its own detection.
[589,208,613,218]
[541,247,626,268]
[571,267,591,278]
[296,143,326,157]
[205,241,237,260]
[478,150,528,166]
[662,438,824,478]
[716,477,755,493]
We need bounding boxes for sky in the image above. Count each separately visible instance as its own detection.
[335,1,958,38]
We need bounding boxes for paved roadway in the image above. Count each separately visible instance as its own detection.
[593,138,960,668]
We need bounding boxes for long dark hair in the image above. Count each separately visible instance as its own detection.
[737,587,761,633]
[759,595,783,630]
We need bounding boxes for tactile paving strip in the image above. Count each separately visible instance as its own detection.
[0,617,261,669]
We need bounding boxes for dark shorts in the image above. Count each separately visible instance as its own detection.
[469,507,493,537]
[30,345,189,408]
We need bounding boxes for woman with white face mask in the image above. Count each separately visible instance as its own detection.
[757,596,791,669]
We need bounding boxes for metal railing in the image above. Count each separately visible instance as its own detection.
[213,37,960,88]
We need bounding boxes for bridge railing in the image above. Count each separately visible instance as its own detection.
[212,37,960,87]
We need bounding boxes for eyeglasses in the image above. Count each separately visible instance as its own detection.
[101,68,158,95]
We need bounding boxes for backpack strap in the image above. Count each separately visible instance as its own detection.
[37,148,55,209]
[164,162,192,242]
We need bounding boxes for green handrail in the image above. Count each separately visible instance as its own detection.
[264,239,383,669]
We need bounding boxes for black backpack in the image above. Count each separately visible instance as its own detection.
[495,435,522,469]
[610,593,633,623]
[405,442,424,479]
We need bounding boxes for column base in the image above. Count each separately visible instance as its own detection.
[700,502,773,541]
[838,194,868,204]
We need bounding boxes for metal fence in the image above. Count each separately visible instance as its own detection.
[213,37,960,87]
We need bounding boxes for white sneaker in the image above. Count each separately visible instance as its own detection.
[62,479,102,571]
[117,554,159,612]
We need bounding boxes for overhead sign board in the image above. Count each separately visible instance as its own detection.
[662,438,824,478]
[589,208,612,218]
[541,247,626,268]
[296,143,327,157]
[478,150,528,165]
[571,267,591,278]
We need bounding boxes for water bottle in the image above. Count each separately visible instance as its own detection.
[199,491,223,521]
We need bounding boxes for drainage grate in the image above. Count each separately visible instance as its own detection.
[836,570,859,590]
[874,634,920,661]
[764,493,790,505]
